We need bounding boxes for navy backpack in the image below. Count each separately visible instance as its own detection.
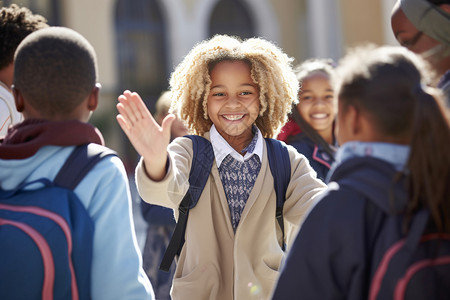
[340,177,450,300]
[159,135,291,272]
[0,143,116,300]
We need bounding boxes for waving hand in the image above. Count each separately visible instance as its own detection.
[116,90,175,180]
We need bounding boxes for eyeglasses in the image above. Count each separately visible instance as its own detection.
[400,31,423,49]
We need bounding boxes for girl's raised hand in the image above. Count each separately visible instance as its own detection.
[116,90,175,180]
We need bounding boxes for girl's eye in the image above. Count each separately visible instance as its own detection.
[301,95,312,101]
[213,92,225,97]
[240,91,252,96]
[399,31,423,49]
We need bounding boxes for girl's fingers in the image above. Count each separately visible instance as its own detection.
[116,102,134,127]
[117,90,162,133]
[128,91,152,120]
[119,91,155,124]
[116,114,130,133]
[161,113,176,137]
[120,92,141,124]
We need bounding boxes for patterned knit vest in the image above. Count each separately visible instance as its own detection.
[218,132,261,231]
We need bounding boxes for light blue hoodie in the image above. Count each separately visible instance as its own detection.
[0,141,154,299]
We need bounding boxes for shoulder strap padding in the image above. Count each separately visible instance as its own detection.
[184,135,215,209]
[159,135,214,272]
[265,138,291,250]
[54,143,117,190]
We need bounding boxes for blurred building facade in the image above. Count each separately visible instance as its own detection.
[2,0,397,167]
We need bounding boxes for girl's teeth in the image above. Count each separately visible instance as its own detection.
[311,113,327,119]
[224,115,244,121]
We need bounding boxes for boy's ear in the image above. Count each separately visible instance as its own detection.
[12,85,25,112]
[350,106,363,136]
[344,105,360,136]
[87,83,100,111]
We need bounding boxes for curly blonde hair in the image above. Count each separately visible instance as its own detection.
[169,35,299,138]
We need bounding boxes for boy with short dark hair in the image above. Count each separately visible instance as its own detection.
[0,26,154,299]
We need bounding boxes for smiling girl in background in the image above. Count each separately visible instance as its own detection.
[279,59,337,181]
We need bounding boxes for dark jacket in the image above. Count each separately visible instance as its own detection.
[140,201,176,225]
[271,156,410,300]
[288,133,334,181]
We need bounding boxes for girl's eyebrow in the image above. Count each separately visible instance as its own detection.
[210,83,257,89]
[301,88,334,93]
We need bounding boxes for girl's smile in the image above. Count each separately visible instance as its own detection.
[297,71,335,144]
[222,114,245,121]
[207,60,260,151]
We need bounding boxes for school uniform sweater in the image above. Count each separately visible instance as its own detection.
[135,131,327,300]
[0,120,154,300]
[271,142,413,300]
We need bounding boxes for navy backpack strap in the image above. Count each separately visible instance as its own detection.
[265,138,291,251]
[160,135,214,272]
[339,177,430,262]
[54,143,117,190]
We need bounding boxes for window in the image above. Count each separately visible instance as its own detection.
[115,0,168,111]
[115,0,169,166]
[209,0,255,39]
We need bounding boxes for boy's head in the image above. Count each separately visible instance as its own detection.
[0,4,48,86]
[13,26,99,121]
[169,34,299,138]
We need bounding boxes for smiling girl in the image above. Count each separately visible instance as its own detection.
[280,58,337,181]
[116,35,326,300]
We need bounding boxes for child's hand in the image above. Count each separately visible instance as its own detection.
[116,90,175,180]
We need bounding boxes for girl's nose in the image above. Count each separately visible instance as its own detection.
[314,97,327,106]
[226,96,241,107]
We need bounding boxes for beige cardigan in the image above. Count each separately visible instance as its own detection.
[136,133,326,300]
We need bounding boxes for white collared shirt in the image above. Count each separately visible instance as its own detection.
[209,124,264,168]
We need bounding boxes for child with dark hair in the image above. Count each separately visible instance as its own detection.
[271,45,450,299]
[0,4,48,136]
[117,34,326,300]
[279,58,337,181]
[0,27,153,299]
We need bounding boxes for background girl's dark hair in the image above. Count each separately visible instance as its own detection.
[337,45,450,233]
[427,0,450,5]
[288,58,336,158]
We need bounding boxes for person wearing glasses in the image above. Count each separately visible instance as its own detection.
[391,0,450,106]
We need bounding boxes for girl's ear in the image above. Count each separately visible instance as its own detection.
[349,105,363,136]
[344,105,360,136]
[12,85,24,112]
[336,103,359,145]
[353,106,382,142]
